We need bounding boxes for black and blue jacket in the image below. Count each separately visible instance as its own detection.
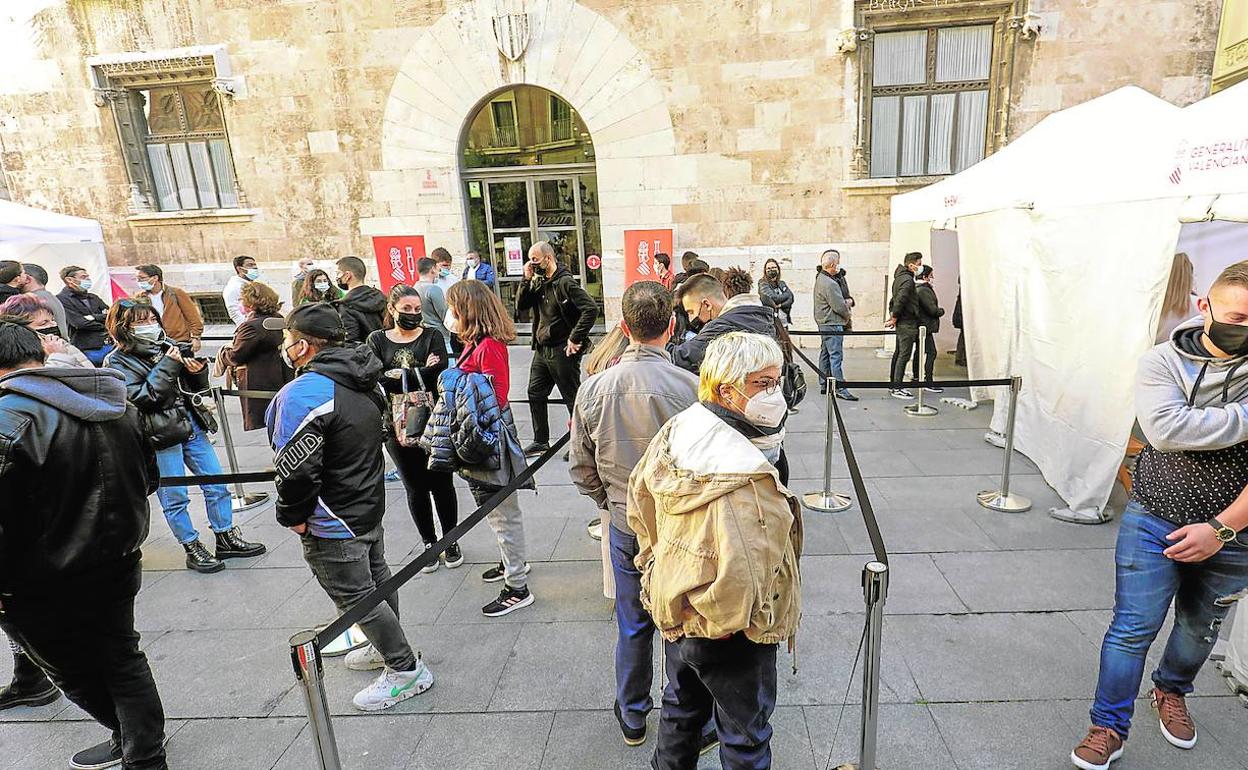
[266,345,388,538]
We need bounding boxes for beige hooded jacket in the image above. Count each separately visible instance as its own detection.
[627,402,802,645]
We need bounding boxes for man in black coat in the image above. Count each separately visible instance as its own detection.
[515,241,598,455]
[0,318,168,770]
[57,264,113,365]
[885,251,924,399]
[333,256,387,345]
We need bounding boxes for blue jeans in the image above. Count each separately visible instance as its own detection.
[83,343,114,367]
[154,428,233,544]
[1090,500,1248,738]
[610,525,654,730]
[818,324,845,387]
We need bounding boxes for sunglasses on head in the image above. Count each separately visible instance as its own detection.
[118,299,153,309]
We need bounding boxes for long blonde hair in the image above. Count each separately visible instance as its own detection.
[446,280,516,344]
[586,326,628,375]
[1163,252,1195,319]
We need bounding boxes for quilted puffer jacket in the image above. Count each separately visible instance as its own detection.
[420,367,532,490]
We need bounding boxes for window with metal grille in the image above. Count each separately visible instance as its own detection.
[139,84,240,211]
[868,24,993,177]
[549,96,573,142]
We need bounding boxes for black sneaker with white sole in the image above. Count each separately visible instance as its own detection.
[924,386,944,394]
[482,585,534,617]
[889,389,915,400]
[614,701,646,746]
[522,441,551,457]
[70,740,122,769]
[442,543,464,568]
[482,561,531,583]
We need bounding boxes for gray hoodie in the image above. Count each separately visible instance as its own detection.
[0,365,129,421]
[1135,316,1248,452]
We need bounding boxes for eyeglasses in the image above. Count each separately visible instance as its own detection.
[746,377,782,395]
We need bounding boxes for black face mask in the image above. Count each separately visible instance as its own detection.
[766,270,779,280]
[1206,298,1248,357]
[33,326,60,339]
[687,316,705,334]
[396,311,422,331]
[337,278,350,291]
[532,262,547,278]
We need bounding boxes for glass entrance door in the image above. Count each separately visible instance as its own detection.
[464,173,604,324]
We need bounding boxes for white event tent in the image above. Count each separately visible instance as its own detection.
[0,198,114,298]
[890,83,1248,518]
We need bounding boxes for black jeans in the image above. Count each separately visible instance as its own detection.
[387,439,458,545]
[0,564,167,770]
[527,344,582,445]
[654,634,778,770]
[890,321,920,388]
[910,329,937,382]
[301,526,418,672]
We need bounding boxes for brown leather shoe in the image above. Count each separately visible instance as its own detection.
[1151,687,1197,749]
[1071,725,1123,770]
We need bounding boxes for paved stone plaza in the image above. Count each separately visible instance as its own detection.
[1,348,1244,770]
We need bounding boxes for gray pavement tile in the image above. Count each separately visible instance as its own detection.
[982,470,1073,514]
[550,518,606,562]
[804,703,954,770]
[777,616,922,707]
[928,700,1081,770]
[272,715,431,770]
[888,613,1102,701]
[695,705,816,770]
[903,447,1038,477]
[163,716,304,770]
[832,428,958,452]
[1052,696,1246,770]
[871,474,1001,511]
[143,629,298,718]
[931,550,1115,612]
[540,709,654,769]
[134,566,310,632]
[802,553,967,616]
[272,622,523,717]
[835,506,998,554]
[965,506,1123,551]
[0,720,146,770]
[795,513,853,556]
[434,559,613,625]
[490,621,617,711]
[405,711,554,770]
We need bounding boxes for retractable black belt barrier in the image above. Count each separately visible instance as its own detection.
[787,328,898,337]
[290,434,571,770]
[158,470,276,488]
[217,387,280,399]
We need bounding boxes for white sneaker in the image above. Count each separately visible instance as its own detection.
[587,518,602,541]
[983,430,1007,448]
[419,543,440,574]
[1049,507,1112,525]
[352,662,434,712]
[344,644,386,672]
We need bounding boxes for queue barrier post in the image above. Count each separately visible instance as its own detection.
[211,387,271,514]
[904,326,938,418]
[976,376,1032,513]
[289,631,343,770]
[801,378,853,513]
[857,561,889,770]
[875,274,891,359]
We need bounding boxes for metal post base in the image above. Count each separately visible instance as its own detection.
[232,491,272,514]
[873,348,891,358]
[320,624,369,657]
[802,491,854,513]
[904,403,939,417]
[977,490,1032,513]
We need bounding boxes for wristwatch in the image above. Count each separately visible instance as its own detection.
[1208,517,1237,543]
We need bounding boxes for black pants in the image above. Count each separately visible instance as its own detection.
[387,439,458,545]
[890,322,920,388]
[910,330,937,382]
[527,344,583,445]
[0,564,167,769]
[654,634,778,770]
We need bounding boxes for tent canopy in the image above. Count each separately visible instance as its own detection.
[891,87,1182,225]
[0,198,104,244]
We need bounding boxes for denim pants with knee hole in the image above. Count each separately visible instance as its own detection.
[1090,500,1248,738]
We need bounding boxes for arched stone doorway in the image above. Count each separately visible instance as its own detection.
[460,85,602,319]
[362,0,699,320]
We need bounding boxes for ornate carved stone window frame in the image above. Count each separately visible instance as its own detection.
[850,0,1031,185]
[88,45,248,218]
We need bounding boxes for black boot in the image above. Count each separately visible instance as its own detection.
[214,527,266,559]
[183,540,225,573]
[0,649,60,710]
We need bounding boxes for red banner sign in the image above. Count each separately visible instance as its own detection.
[623,229,673,288]
[371,235,426,293]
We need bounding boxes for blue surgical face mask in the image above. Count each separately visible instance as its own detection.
[133,324,164,342]
[245,268,260,281]
[438,267,451,278]
[78,278,93,291]
[137,280,155,292]
[314,280,330,292]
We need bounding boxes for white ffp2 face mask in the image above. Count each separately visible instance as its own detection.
[739,387,787,428]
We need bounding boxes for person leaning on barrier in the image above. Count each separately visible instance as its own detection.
[569,281,709,750]
[0,293,94,369]
[265,303,435,711]
[57,264,114,366]
[422,280,536,618]
[1068,261,1248,770]
[629,331,802,770]
[814,249,857,402]
[107,299,266,574]
[0,316,170,770]
[885,251,924,401]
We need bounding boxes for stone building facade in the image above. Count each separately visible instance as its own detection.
[0,0,1225,329]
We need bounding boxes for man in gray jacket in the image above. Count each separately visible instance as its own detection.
[814,249,856,401]
[1069,261,1248,770]
[570,280,706,748]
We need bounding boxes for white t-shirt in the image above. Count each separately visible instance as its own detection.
[435,271,458,295]
[149,289,165,316]
[223,274,248,325]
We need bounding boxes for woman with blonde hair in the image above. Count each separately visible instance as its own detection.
[629,331,801,769]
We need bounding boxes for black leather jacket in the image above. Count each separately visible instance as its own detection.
[0,367,157,597]
[106,341,198,449]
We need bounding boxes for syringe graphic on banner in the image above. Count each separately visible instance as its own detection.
[636,240,651,276]
[389,247,404,283]
[405,246,416,279]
